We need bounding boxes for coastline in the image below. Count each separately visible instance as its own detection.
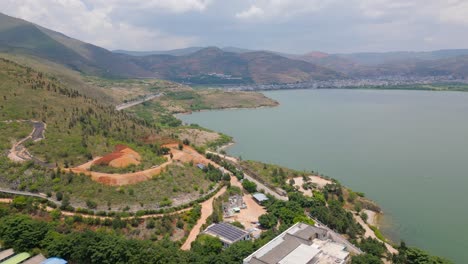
[176,97,399,250]
[175,101,279,116]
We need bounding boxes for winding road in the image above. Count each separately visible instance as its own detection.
[7,120,54,168]
[115,93,163,111]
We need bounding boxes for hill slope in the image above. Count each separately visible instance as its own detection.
[0,13,342,84]
[0,57,159,165]
[0,13,152,78]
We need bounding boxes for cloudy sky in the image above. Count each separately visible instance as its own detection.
[2,0,468,54]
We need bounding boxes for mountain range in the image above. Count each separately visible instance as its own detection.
[1,12,468,85]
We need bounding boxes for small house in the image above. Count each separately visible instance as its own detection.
[252,193,269,204]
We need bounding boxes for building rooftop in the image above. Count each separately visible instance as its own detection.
[252,193,268,202]
[204,222,250,245]
[243,222,353,264]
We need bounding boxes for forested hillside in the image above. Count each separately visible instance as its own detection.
[0,58,159,166]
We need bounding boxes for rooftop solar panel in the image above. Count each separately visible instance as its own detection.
[206,222,248,243]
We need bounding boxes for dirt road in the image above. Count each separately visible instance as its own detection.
[7,120,54,168]
[181,186,227,250]
[353,213,398,254]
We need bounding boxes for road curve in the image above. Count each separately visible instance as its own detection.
[115,93,162,111]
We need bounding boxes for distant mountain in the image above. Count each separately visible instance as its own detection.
[114,46,254,56]
[0,13,342,84]
[0,13,153,78]
[3,12,468,84]
[291,49,468,78]
[113,47,205,56]
[129,47,341,84]
[337,50,468,66]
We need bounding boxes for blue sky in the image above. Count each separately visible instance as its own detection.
[3,0,468,54]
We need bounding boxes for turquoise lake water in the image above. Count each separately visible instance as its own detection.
[178,89,468,263]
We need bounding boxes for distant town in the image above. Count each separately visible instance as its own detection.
[224,75,468,91]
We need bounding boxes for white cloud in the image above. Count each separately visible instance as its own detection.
[236,5,264,19]
[235,0,334,20]
[438,1,468,25]
[1,0,208,50]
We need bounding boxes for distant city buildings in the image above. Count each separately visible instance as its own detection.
[225,75,468,91]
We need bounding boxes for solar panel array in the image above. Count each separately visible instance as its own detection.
[206,222,248,243]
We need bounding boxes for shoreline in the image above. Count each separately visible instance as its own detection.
[175,102,279,116]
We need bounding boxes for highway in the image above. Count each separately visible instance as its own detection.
[115,93,163,111]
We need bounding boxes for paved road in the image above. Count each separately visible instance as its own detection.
[7,121,55,168]
[115,93,162,111]
[214,155,288,201]
[242,172,288,201]
[0,188,61,206]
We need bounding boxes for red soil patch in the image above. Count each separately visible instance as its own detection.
[94,145,141,168]
[69,143,217,186]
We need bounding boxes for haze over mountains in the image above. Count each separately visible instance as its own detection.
[2,12,468,85]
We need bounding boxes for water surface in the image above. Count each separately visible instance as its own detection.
[179,89,468,263]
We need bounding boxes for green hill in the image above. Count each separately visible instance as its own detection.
[0,13,342,84]
[0,13,152,78]
[0,57,158,166]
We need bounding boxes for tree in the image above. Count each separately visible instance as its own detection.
[56,191,63,201]
[191,234,223,257]
[242,179,257,193]
[0,215,51,252]
[259,213,277,229]
[351,254,383,264]
[359,238,387,257]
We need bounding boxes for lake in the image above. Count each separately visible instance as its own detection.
[178,89,468,263]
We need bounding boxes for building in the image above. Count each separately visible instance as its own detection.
[243,222,355,264]
[203,222,251,247]
[252,193,269,204]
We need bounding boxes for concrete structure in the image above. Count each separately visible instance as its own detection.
[243,222,356,264]
[203,222,251,247]
[252,193,269,204]
[0,252,31,264]
[23,254,46,264]
[0,250,14,262]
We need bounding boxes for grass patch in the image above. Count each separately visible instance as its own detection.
[369,225,386,242]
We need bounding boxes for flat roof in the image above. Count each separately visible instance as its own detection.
[23,254,46,264]
[0,252,31,264]
[204,222,249,244]
[243,222,352,264]
[252,193,268,202]
[0,249,14,262]
[278,244,320,264]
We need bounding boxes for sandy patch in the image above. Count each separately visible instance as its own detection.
[288,175,332,196]
[228,177,266,229]
[363,209,378,226]
[178,128,220,146]
[290,176,313,197]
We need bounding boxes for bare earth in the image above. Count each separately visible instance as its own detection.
[178,128,220,146]
[353,212,398,254]
[69,143,217,186]
[228,177,266,231]
[290,175,333,196]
